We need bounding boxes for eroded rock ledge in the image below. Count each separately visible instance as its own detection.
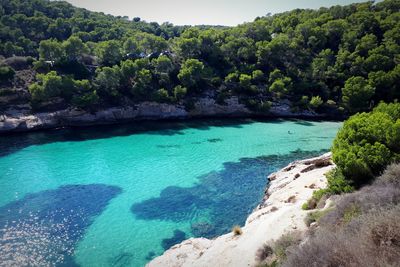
[147,153,334,267]
[0,97,322,134]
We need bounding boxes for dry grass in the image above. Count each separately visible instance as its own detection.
[282,163,400,267]
[255,244,273,262]
[376,163,400,187]
[304,208,333,227]
[320,167,400,228]
[285,195,296,203]
[232,225,243,236]
[283,206,400,267]
[256,231,302,266]
[270,206,278,212]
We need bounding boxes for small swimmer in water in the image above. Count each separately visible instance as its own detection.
[288,131,292,134]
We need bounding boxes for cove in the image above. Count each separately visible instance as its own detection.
[0,119,341,267]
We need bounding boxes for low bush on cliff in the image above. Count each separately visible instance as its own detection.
[332,102,400,186]
[304,208,333,227]
[304,102,399,211]
[302,168,354,210]
[282,163,400,267]
[0,66,15,82]
[284,207,400,267]
[256,231,302,267]
[232,225,243,236]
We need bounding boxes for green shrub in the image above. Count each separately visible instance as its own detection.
[325,168,354,194]
[298,96,309,108]
[312,188,328,202]
[373,102,400,121]
[211,76,222,87]
[302,189,328,210]
[326,99,336,107]
[0,66,15,82]
[29,71,62,102]
[309,96,323,109]
[252,70,264,83]
[224,72,239,83]
[173,85,187,101]
[305,208,332,226]
[239,74,252,88]
[153,88,171,103]
[178,59,205,90]
[248,85,260,95]
[245,99,258,109]
[332,102,400,185]
[342,204,361,224]
[257,101,272,112]
[303,168,354,210]
[95,66,121,98]
[72,90,99,108]
[32,60,50,72]
[245,99,272,112]
[341,76,375,113]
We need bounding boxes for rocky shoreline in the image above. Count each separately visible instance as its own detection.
[147,153,334,267]
[0,97,328,134]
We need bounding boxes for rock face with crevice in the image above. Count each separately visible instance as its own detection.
[147,153,335,267]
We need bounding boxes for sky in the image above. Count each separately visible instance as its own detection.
[64,0,369,26]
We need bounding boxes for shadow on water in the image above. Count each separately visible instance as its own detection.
[0,118,270,157]
[109,252,135,267]
[293,120,315,127]
[132,149,328,251]
[145,251,157,261]
[0,184,122,267]
[161,230,187,250]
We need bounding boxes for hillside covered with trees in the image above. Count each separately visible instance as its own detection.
[0,0,399,115]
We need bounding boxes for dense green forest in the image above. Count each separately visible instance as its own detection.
[0,0,399,113]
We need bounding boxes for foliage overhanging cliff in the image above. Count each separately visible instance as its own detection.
[0,0,399,114]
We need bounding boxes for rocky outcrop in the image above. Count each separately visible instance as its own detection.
[0,97,327,134]
[269,99,318,117]
[0,103,184,133]
[147,153,335,267]
[0,97,245,133]
[188,97,251,117]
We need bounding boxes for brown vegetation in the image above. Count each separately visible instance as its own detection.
[232,225,243,236]
[256,231,303,266]
[285,195,296,203]
[282,163,400,267]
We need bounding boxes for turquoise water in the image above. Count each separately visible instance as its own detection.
[0,119,341,267]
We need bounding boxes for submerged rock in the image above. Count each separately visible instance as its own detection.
[147,153,335,267]
[0,184,122,267]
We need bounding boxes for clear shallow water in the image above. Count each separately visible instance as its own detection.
[0,119,341,267]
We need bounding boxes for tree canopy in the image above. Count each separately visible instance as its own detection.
[332,102,400,185]
[0,0,399,111]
